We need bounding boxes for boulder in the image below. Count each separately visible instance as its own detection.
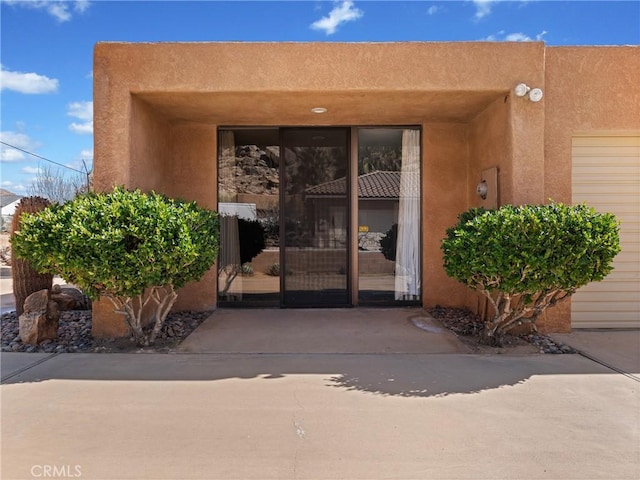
[23,289,48,313]
[51,284,91,310]
[19,289,60,344]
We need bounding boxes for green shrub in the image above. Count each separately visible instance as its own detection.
[380,223,398,261]
[266,262,280,276]
[11,187,219,346]
[238,218,266,265]
[441,203,620,345]
[241,263,254,276]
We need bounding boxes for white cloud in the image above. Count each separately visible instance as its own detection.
[0,131,41,162]
[62,149,93,172]
[0,65,59,94]
[3,0,91,23]
[0,131,35,149]
[48,2,72,21]
[473,0,496,19]
[504,32,532,42]
[1,148,25,162]
[310,1,363,35]
[67,101,93,121]
[21,166,42,175]
[74,0,90,14]
[69,122,93,135]
[78,148,94,161]
[67,100,93,135]
[1,180,27,193]
[427,5,441,16]
[481,30,547,42]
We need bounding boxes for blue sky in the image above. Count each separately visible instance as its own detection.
[1,0,639,195]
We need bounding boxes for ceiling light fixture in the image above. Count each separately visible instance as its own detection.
[311,107,328,114]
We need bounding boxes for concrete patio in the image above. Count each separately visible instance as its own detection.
[178,308,469,354]
[2,294,639,479]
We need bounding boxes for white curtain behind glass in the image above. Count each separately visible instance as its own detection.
[218,131,242,300]
[394,129,421,300]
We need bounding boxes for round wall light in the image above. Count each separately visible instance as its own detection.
[310,107,328,114]
[529,88,543,102]
[514,83,530,97]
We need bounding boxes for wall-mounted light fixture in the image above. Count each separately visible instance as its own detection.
[514,83,543,102]
[476,180,488,200]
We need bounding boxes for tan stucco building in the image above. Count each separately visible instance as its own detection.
[93,42,640,337]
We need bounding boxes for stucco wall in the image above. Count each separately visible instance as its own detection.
[94,42,544,94]
[541,46,640,332]
[130,96,171,192]
[468,96,512,206]
[545,46,640,203]
[93,42,639,336]
[422,122,471,309]
[166,123,218,312]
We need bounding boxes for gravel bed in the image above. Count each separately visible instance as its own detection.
[1,310,211,353]
[426,305,576,354]
[2,305,576,355]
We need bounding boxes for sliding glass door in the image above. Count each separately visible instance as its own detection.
[281,128,350,306]
[217,126,420,307]
[357,128,421,304]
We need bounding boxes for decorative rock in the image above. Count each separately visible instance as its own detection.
[51,285,91,310]
[2,309,210,353]
[50,292,77,311]
[19,289,60,345]
[22,289,49,313]
[560,344,575,354]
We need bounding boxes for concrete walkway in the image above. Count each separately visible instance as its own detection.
[551,330,640,377]
[178,308,468,354]
[2,350,639,479]
[2,298,639,478]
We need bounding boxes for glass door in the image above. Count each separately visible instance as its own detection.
[357,128,421,305]
[281,128,350,306]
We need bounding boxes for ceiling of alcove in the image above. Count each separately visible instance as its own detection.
[134,90,505,125]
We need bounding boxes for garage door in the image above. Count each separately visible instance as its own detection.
[571,135,640,328]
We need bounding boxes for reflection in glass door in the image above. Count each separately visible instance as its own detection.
[217,126,421,307]
[281,128,350,306]
[217,129,281,306]
[357,128,421,304]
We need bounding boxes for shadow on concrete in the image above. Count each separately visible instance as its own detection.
[1,351,619,398]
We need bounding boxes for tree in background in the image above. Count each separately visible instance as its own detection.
[12,187,219,346]
[442,204,620,345]
[27,164,92,204]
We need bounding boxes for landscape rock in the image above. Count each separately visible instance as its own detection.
[18,289,60,344]
[50,292,77,311]
[51,284,91,310]
[22,289,49,313]
[3,309,210,353]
